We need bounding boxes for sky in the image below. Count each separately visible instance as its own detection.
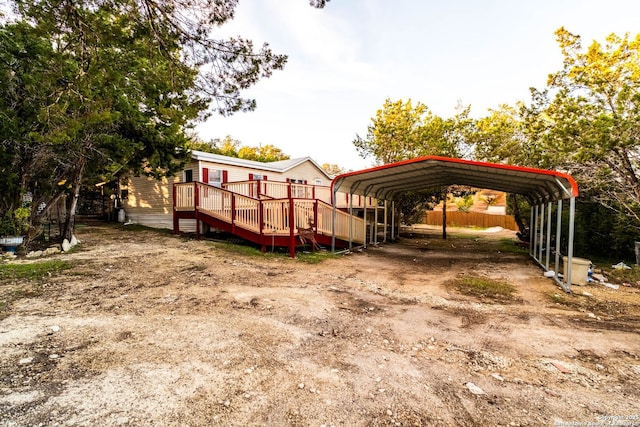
[196,0,640,171]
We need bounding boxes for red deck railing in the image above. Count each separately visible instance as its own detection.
[173,182,365,257]
[221,180,376,209]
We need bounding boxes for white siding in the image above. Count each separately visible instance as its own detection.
[199,159,329,186]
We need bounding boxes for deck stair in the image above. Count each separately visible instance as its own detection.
[173,181,366,257]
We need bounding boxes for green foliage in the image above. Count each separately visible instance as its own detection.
[353,98,471,164]
[188,136,290,162]
[455,195,474,213]
[321,163,347,177]
[607,264,640,285]
[353,99,472,224]
[0,207,30,236]
[396,190,443,225]
[1,0,323,243]
[570,200,640,263]
[537,29,640,223]
[469,29,640,255]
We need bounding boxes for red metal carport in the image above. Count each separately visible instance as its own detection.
[330,156,579,292]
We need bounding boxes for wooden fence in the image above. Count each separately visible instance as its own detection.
[425,211,517,230]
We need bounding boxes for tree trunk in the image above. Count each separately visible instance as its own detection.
[508,194,528,241]
[62,159,85,242]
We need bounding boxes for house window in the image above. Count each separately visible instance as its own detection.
[314,178,323,185]
[203,168,222,187]
[184,170,193,182]
[209,169,222,184]
[289,179,304,184]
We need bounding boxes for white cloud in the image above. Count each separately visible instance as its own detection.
[198,0,640,171]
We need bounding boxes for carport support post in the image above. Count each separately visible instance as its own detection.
[362,198,367,248]
[555,199,563,283]
[391,201,396,241]
[374,200,379,245]
[529,206,535,257]
[531,204,538,260]
[566,197,576,293]
[349,192,354,251]
[383,200,388,242]
[442,188,447,240]
[331,188,337,252]
[545,201,552,270]
[538,203,544,263]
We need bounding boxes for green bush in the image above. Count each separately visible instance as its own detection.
[0,207,30,237]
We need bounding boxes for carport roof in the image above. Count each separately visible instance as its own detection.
[331,156,578,204]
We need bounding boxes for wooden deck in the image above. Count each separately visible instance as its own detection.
[173,182,366,257]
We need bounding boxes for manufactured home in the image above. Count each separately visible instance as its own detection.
[121,151,375,254]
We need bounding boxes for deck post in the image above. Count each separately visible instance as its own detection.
[231,193,236,229]
[289,197,296,258]
[259,199,266,253]
[194,183,200,240]
[313,200,318,234]
[172,184,179,234]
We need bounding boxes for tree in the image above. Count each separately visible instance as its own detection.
[238,144,290,162]
[353,98,472,231]
[469,29,640,244]
[0,0,326,246]
[455,195,474,213]
[321,163,347,177]
[353,98,471,164]
[534,28,640,227]
[188,136,290,162]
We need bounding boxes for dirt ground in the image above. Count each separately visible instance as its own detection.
[1,222,640,427]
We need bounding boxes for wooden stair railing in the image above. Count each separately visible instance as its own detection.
[173,182,365,256]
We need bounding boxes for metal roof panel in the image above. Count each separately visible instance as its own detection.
[332,156,578,203]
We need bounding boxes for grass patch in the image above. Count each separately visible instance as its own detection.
[294,250,338,264]
[209,240,275,258]
[0,260,72,319]
[605,265,640,285]
[544,290,637,316]
[0,260,72,281]
[209,240,338,264]
[495,238,529,254]
[444,276,519,303]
